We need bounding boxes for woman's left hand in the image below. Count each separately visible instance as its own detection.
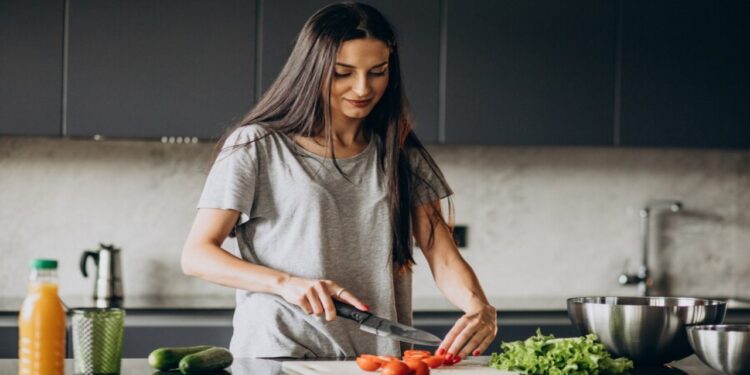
[438,303,497,362]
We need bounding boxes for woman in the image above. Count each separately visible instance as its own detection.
[181,2,497,360]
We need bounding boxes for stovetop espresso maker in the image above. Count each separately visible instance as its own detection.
[80,243,124,304]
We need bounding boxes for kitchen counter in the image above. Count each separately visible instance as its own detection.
[0,355,726,374]
[415,296,750,312]
[3,295,747,363]
[2,295,574,315]
[0,295,236,313]
[3,295,750,313]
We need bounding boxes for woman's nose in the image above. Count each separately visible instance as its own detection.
[352,75,371,97]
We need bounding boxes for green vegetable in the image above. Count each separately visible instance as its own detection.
[489,329,633,374]
[178,347,233,374]
[148,345,214,370]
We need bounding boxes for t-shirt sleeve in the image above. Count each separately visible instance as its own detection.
[197,126,261,225]
[408,147,453,207]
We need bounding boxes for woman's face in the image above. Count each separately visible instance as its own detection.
[328,38,390,124]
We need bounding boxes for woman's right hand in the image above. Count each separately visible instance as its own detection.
[276,276,369,321]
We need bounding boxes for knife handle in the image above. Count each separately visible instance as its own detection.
[333,300,372,323]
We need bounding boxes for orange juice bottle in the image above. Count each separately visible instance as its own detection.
[18,259,66,375]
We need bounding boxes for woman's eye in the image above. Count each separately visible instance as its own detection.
[333,70,386,78]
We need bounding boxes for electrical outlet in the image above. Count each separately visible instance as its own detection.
[453,225,468,248]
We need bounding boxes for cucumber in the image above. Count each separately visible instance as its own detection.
[178,347,233,374]
[148,345,214,370]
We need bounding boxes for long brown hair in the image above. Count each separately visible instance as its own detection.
[213,2,452,270]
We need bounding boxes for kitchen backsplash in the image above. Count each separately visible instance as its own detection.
[1,137,748,302]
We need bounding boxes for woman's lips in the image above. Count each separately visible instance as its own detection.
[346,98,372,108]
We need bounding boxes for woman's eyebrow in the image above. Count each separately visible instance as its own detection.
[335,61,388,69]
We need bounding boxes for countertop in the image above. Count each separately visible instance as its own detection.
[3,295,750,314]
[0,355,725,374]
[0,295,236,313]
[1,295,574,313]
[2,295,573,313]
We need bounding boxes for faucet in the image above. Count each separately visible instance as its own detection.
[619,200,683,296]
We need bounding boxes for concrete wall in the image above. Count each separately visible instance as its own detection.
[2,137,748,302]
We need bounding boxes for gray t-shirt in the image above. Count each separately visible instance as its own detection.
[197,124,452,358]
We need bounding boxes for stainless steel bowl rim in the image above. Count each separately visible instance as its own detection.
[687,324,750,332]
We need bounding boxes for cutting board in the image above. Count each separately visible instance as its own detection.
[282,357,519,375]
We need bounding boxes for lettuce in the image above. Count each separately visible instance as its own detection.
[489,329,633,374]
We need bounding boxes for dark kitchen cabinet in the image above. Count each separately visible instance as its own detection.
[619,0,750,149]
[120,326,232,358]
[259,0,441,143]
[0,0,64,136]
[65,0,256,139]
[444,0,617,145]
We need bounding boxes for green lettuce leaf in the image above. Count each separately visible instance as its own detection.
[489,329,633,374]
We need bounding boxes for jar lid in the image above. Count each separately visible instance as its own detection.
[31,258,58,269]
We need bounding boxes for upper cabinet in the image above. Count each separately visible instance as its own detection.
[443,0,617,145]
[259,0,441,143]
[65,0,256,139]
[0,0,64,136]
[619,1,750,149]
[4,1,749,149]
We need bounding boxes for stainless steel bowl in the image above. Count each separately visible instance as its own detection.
[567,297,726,365]
[687,325,750,375]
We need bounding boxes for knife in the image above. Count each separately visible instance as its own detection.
[333,300,442,346]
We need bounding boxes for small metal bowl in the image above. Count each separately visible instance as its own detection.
[568,297,727,365]
[687,325,750,375]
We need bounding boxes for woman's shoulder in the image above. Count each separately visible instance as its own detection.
[222,123,276,148]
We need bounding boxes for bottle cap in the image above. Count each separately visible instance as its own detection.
[31,259,58,269]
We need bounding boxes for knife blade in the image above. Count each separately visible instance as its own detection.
[333,300,442,346]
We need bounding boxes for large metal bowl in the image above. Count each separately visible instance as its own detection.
[687,325,750,375]
[567,297,726,365]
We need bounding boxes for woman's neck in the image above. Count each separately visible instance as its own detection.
[294,118,369,159]
[328,115,366,146]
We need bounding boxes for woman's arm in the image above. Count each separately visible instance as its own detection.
[181,208,287,292]
[412,201,498,360]
[181,208,368,320]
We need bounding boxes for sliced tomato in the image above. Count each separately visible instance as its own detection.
[360,354,386,363]
[355,355,382,371]
[405,358,431,375]
[377,355,398,363]
[381,360,411,375]
[404,354,430,361]
[421,355,445,369]
[403,349,431,357]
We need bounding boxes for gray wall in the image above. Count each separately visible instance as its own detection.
[1,137,748,301]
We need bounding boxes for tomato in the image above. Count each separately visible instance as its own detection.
[381,360,411,375]
[421,355,445,369]
[405,358,431,375]
[377,355,398,363]
[356,355,382,371]
[403,349,431,358]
